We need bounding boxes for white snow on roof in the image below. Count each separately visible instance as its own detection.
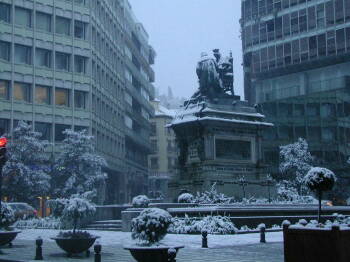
[171,115,273,127]
[155,104,176,118]
[201,108,265,118]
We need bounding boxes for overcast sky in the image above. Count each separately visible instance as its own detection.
[128,0,244,100]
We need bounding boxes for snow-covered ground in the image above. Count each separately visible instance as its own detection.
[16,229,283,249]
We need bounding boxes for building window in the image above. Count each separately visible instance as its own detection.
[14,44,32,65]
[36,12,51,32]
[74,20,86,39]
[0,118,10,136]
[0,3,11,23]
[55,124,70,142]
[55,52,70,71]
[0,80,10,100]
[74,55,87,74]
[15,7,32,28]
[36,48,51,68]
[35,122,52,141]
[150,157,159,170]
[55,16,71,36]
[151,139,157,153]
[0,41,10,61]
[74,90,86,109]
[55,88,70,107]
[35,85,51,105]
[74,125,88,132]
[14,82,31,102]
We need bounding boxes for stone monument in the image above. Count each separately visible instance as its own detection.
[168,49,274,200]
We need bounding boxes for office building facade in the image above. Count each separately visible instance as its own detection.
[241,0,350,180]
[148,99,176,200]
[0,0,155,203]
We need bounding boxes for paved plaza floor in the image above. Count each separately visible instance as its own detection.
[0,230,284,262]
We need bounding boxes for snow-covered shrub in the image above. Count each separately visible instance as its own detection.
[132,195,150,208]
[279,138,313,194]
[57,230,93,239]
[304,167,336,222]
[276,180,299,201]
[131,208,172,245]
[304,167,336,192]
[194,183,232,204]
[178,193,194,203]
[61,195,96,234]
[1,203,16,229]
[197,216,237,234]
[168,215,237,234]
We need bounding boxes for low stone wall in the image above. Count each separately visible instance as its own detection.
[120,204,350,231]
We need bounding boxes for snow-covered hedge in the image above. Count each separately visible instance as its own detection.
[304,167,336,192]
[132,208,172,245]
[169,215,237,234]
[132,195,150,208]
[1,203,16,229]
[194,183,232,204]
[178,193,194,203]
[14,217,63,230]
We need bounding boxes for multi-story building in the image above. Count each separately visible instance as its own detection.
[241,0,350,182]
[123,1,156,202]
[0,0,155,204]
[148,99,176,200]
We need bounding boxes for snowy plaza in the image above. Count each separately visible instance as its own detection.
[0,230,284,262]
[1,0,350,261]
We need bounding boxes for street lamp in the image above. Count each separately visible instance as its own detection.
[0,137,8,213]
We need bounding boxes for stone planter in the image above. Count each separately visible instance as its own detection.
[51,236,99,256]
[124,245,184,262]
[0,231,20,246]
[283,224,350,262]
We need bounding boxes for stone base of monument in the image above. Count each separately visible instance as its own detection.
[168,96,274,199]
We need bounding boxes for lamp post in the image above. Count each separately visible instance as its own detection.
[0,137,8,213]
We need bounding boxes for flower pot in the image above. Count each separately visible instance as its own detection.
[0,231,21,246]
[51,236,99,256]
[124,245,184,262]
[283,224,350,262]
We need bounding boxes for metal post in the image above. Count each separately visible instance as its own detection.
[35,237,43,260]
[260,226,266,243]
[168,248,176,262]
[202,230,208,248]
[94,242,101,262]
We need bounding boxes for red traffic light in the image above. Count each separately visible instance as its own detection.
[0,137,7,147]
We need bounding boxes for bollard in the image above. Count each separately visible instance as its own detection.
[34,237,43,260]
[168,248,176,262]
[202,230,208,248]
[260,225,266,243]
[94,241,102,262]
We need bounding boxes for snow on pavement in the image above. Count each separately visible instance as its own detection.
[15,229,283,249]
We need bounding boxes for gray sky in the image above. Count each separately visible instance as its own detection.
[128,0,243,100]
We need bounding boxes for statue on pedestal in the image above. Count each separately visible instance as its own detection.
[191,49,234,103]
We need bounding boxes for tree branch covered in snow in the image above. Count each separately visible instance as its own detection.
[3,121,51,204]
[279,138,313,195]
[52,129,107,200]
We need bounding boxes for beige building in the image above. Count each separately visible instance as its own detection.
[148,99,177,200]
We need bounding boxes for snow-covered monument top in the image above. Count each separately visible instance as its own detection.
[167,49,274,201]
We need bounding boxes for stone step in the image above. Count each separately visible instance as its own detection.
[84,227,121,231]
[84,220,122,231]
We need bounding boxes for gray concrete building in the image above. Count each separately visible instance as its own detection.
[0,0,155,204]
[241,0,350,188]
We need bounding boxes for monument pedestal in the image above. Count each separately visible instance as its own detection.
[168,96,274,201]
